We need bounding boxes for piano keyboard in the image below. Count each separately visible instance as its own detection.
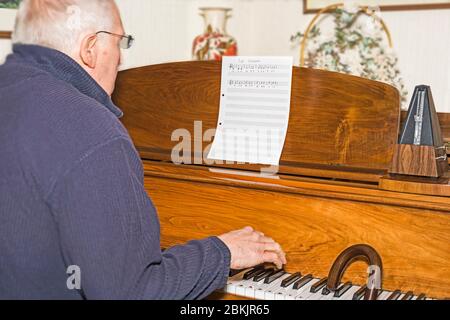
[221,266,431,300]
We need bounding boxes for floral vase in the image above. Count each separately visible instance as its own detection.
[192,7,238,61]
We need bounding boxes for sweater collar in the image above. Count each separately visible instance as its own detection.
[8,44,123,118]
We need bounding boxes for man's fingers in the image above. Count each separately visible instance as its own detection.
[260,242,284,255]
[250,232,260,241]
[221,228,286,270]
[258,236,276,244]
[278,250,287,265]
[260,242,287,265]
[262,251,283,269]
[242,226,254,233]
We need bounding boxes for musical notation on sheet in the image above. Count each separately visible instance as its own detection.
[207,56,293,166]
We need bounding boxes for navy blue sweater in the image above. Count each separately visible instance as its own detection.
[0,44,230,300]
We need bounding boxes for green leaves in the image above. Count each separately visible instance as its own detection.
[291,6,408,105]
[0,0,21,9]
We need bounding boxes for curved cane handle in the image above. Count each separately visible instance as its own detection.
[326,244,383,300]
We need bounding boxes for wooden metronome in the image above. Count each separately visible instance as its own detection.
[390,85,448,178]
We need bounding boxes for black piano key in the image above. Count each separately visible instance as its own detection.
[293,274,313,290]
[401,291,414,300]
[353,285,367,300]
[416,293,427,300]
[310,277,328,293]
[334,282,353,298]
[243,266,265,280]
[387,290,402,300]
[281,272,302,288]
[352,286,384,300]
[253,269,275,282]
[321,287,331,296]
[229,269,244,277]
[264,270,286,284]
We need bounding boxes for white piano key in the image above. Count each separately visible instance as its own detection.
[272,276,317,300]
[319,291,335,300]
[263,273,295,300]
[234,279,256,297]
[308,289,329,300]
[338,285,361,300]
[233,271,287,300]
[224,280,241,295]
[321,284,356,300]
[265,281,299,299]
[247,279,275,299]
[268,273,296,297]
[274,293,286,300]
[244,286,256,299]
[270,275,296,301]
[223,270,428,301]
[324,285,361,301]
[292,279,322,300]
[262,290,276,300]
[256,274,291,300]
[256,288,270,300]
[377,290,392,300]
[294,278,321,300]
[224,283,236,295]
[273,290,295,300]
[225,270,284,300]
[264,287,283,300]
[224,269,251,295]
[306,278,332,301]
[261,274,295,300]
[244,277,272,298]
[313,286,334,300]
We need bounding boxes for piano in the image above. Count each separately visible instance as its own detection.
[112,61,450,300]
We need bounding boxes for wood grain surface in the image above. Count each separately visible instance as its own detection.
[112,62,450,300]
[380,173,450,197]
[390,144,448,178]
[0,31,12,39]
[113,61,401,173]
[143,161,450,299]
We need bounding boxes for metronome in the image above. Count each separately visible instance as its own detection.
[390,85,448,178]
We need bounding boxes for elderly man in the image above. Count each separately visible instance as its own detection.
[0,0,286,300]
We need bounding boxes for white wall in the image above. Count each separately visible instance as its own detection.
[120,0,450,112]
[116,0,191,69]
[0,8,16,64]
[1,0,449,111]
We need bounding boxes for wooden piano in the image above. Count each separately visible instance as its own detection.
[112,61,450,300]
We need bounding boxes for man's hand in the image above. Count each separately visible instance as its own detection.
[218,226,287,270]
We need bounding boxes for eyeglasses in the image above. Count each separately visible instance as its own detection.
[95,31,135,49]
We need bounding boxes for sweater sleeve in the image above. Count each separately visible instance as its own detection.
[47,136,231,300]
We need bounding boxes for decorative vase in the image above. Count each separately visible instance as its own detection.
[192,7,238,61]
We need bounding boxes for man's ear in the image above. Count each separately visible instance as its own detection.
[79,34,98,69]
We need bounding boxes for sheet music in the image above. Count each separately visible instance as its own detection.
[207,56,293,166]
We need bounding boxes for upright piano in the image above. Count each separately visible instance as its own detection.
[112,61,450,300]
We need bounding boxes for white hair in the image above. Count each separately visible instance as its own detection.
[12,0,116,56]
